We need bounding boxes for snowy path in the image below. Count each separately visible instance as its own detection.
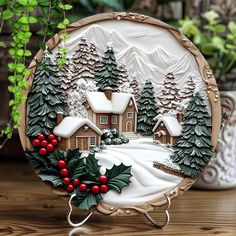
[95,138,183,207]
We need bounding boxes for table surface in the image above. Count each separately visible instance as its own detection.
[0,162,236,236]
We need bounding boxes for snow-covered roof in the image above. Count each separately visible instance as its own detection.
[153,116,182,137]
[53,117,103,138]
[86,92,113,113]
[85,92,137,114]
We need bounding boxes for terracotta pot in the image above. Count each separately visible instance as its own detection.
[194,91,236,190]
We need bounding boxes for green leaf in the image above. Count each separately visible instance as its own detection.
[19,16,28,24]
[57,23,65,29]
[214,24,225,33]
[24,50,32,56]
[63,18,69,26]
[29,16,37,24]
[85,153,101,177]
[0,0,7,6]
[25,149,49,169]
[38,173,62,187]
[0,42,6,48]
[28,0,38,6]
[106,163,132,193]
[228,21,236,35]
[48,149,65,167]
[66,149,82,162]
[75,189,102,210]
[17,0,28,5]
[64,4,72,10]
[2,9,14,20]
[69,158,86,179]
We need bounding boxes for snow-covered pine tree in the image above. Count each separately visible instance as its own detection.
[117,62,129,89]
[119,82,134,94]
[89,41,100,71]
[70,36,93,89]
[180,75,195,99]
[137,80,157,136]
[170,92,212,178]
[27,50,65,137]
[130,72,141,100]
[157,72,180,114]
[55,48,71,101]
[67,90,88,118]
[94,43,119,91]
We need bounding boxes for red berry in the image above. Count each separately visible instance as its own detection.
[39,148,47,156]
[60,168,69,177]
[63,177,71,185]
[73,179,80,186]
[67,184,74,192]
[99,175,108,184]
[48,134,55,141]
[41,140,48,147]
[32,139,40,147]
[79,183,87,192]
[46,143,54,152]
[91,185,100,194]
[51,139,58,146]
[38,134,45,141]
[100,185,108,193]
[57,160,66,169]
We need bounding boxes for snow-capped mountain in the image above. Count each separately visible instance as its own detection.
[61,24,203,91]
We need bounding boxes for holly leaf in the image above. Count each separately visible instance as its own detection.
[25,149,49,169]
[85,153,101,177]
[38,165,62,187]
[106,163,132,193]
[66,148,82,162]
[69,158,86,180]
[38,173,63,187]
[48,149,65,167]
[74,189,102,210]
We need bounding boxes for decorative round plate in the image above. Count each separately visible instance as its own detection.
[19,12,221,219]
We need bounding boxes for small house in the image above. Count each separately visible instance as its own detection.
[53,113,103,151]
[85,88,138,134]
[153,116,182,145]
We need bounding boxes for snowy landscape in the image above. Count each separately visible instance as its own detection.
[42,21,214,205]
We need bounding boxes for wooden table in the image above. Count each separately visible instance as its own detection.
[0,162,236,236]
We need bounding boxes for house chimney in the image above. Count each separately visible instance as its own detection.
[56,112,64,125]
[104,87,112,101]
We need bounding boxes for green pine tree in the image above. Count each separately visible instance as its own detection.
[170,92,213,178]
[27,50,66,137]
[94,45,119,91]
[137,80,157,135]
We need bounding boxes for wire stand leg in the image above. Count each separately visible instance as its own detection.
[67,193,93,227]
[144,194,171,228]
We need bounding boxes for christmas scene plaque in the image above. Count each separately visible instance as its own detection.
[19,12,221,226]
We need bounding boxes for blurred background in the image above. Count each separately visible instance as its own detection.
[1,0,236,160]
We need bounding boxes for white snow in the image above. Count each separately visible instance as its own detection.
[53,117,103,138]
[111,93,137,113]
[94,138,183,207]
[86,92,137,114]
[153,116,182,137]
[86,92,113,113]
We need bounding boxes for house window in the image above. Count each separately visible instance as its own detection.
[100,116,108,124]
[127,112,133,118]
[112,115,117,124]
[90,137,96,146]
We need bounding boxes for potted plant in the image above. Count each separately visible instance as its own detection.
[179,10,236,189]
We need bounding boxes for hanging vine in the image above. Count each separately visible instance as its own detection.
[0,0,73,149]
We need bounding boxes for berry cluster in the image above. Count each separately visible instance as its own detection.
[32,134,58,156]
[57,159,109,194]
